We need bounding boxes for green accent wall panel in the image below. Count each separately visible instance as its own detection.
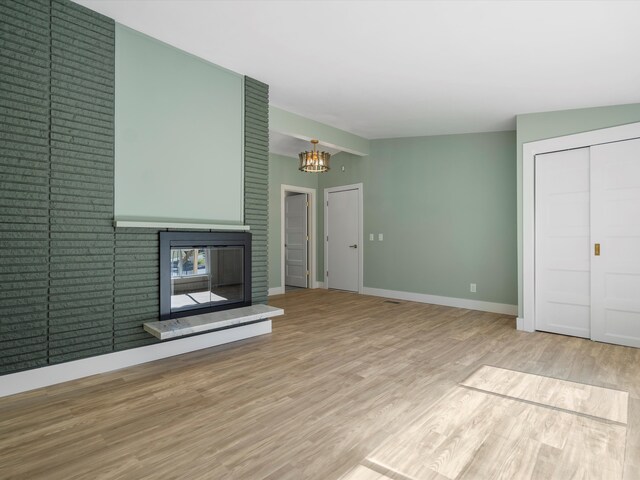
[244,77,269,304]
[0,0,51,374]
[0,1,270,376]
[47,0,115,364]
[115,25,245,225]
[113,229,160,350]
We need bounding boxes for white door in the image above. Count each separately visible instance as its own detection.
[591,138,640,348]
[284,194,308,288]
[535,148,591,338]
[327,188,359,291]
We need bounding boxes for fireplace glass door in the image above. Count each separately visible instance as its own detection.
[170,246,244,314]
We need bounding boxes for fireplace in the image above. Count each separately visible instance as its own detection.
[159,232,252,320]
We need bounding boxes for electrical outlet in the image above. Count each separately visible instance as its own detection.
[470,283,477,293]
[378,233,383,241]
[369,233,374,241]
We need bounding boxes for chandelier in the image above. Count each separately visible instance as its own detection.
[299,139,330,172]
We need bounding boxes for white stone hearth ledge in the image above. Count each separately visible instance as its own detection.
[144,305,284,340]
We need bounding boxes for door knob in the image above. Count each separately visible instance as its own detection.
[349,244,358,249]
[595,243,600,256]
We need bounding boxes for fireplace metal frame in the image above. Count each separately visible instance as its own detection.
[159,231,252,320]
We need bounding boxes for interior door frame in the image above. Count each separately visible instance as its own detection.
[521,121,640,333]
[324,183,364,294]
[281,184,317,290]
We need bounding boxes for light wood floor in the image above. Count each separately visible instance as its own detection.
[461,364,629,423]
[365,383,626,479]
[1,289,639,479]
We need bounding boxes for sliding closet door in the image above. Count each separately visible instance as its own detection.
[535,148,591,338]
[591,138,640,348]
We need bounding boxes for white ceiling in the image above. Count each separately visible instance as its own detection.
[76,0,640,139]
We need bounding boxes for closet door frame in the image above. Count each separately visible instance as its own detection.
[521,121,640,333]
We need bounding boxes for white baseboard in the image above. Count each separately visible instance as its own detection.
[0,321,271,398]
[362,287,518,316]
[269,283,324,295]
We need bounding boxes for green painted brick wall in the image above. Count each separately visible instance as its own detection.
[114,229,160,351]
[0,0,270,375]
[48,0,116,364]
[0,0,51,374]
[244,77,269,304]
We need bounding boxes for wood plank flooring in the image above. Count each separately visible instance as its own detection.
[461,364,629,423]
[366,386,626,479]
[1,289,640,479]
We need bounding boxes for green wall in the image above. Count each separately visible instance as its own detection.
[268,104,640,310]
[244,78,270,304]
[0,0,118,373]
[268,153,318,288]
[314,152,366,284]
[0,1,269,375]
[270,132,517,304]
[267,132,518,305]
[1,0,53,373]
[267,151,363,289]
[515,103,640,316]
[115,25,244,225]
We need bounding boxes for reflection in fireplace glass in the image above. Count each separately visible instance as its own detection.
[170,246,244,312]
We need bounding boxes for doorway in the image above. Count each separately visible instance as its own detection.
[285,193,308,288]
[324,183,363,293]
[281,185,317,292]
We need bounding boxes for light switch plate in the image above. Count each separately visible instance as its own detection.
[378,233,383,241]
[369,233,374,241]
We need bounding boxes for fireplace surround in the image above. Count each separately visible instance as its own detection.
[159,232,252,320]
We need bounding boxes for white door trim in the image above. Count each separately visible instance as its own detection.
[284,193,308,288]
[281,184,317,289]
[324,183,364,294]
[522,121,640,332]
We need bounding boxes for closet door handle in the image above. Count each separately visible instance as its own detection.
[595,243,601,256]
